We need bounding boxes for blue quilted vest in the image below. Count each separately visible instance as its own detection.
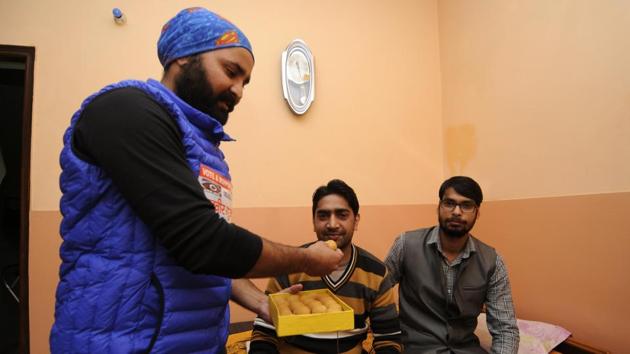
[51,79,234,353]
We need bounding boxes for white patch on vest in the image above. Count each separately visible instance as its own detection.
[198,164,233,221]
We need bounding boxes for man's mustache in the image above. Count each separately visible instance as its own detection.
[216,91,237,111]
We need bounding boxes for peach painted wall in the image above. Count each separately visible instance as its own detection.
[474,193,630,353]
[438,0,630,200]
[438,1,630,352]
[1,0,443,352]
[29,212,62,354]
[234,195,630,353]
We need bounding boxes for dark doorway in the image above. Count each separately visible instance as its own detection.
[0,45,34,354]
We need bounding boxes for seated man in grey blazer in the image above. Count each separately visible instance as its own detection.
[385,176,519,353]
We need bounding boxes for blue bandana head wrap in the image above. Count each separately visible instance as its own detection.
[157,7,253,68]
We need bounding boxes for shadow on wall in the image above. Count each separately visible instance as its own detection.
[445,124,477,174]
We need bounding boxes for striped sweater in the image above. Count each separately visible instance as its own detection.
[250,244,402,354]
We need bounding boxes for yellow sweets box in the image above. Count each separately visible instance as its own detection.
[269,289,354,337]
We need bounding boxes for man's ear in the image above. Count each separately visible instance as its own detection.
[174,56,191,67]
[354,214,360,231]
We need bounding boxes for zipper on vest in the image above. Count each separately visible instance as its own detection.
[145,273,165,354]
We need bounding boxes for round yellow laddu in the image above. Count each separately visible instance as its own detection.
[302,298,318,306]
[310,304,327,313]
[316,294,333,302]
[292,305,311,315]
[300,293,318,301]
[289,301,308,311]
[287,294,301,302]
[326,304,342,312]
[278,305,292,316]
[274,297,288,306]
[325,302,342,312]
[306,300,324,308]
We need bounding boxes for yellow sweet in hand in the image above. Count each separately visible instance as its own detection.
[325,240,337,250]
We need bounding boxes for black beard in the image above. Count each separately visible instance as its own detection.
[174,57,233,125]
[439,218,471,238]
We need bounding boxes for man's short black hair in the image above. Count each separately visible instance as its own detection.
[438,176,483,206]
[312,179,360,216]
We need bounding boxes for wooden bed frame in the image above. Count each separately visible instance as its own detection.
[551,337,611,354]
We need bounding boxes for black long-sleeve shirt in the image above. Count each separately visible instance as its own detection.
[71,87,262,278]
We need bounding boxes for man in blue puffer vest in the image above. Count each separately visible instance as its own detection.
[51,7,343,354]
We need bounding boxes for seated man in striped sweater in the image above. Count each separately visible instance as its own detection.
[249,179,402,354]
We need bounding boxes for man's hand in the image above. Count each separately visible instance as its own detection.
[303,241,343,276]
[243,239,343,278]
[258,284,303,323]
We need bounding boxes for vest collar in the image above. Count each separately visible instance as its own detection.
[429,226,477,261]
[146,79,234,143]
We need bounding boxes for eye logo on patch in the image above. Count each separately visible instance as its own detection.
[202,182,222,195]
[215,30,240,46]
